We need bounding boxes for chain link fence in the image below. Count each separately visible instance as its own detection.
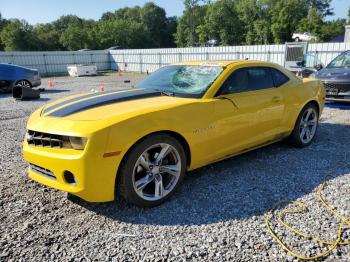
[0,43,349,76]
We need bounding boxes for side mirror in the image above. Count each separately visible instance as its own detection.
[314,64,323,71]
[296,61,306,67]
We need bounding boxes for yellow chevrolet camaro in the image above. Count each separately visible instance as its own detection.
[23,60,325,207]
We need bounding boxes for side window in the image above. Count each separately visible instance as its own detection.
[0,65,14,80]
[271,68,289,87]
[218,67,274,95]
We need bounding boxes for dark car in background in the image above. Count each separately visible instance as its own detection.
[312,50,350,102]
[0,63,41,93]
[297,53,324,78]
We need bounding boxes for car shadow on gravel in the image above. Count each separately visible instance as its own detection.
[0,92,51,102]
[75,122,350,226]
[0,93,13,99]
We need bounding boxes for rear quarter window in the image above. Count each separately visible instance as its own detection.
[271,68,290,87]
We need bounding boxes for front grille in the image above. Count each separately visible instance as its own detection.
[26,130,66,148]
[29,164,56,180]
[322,82,350,93]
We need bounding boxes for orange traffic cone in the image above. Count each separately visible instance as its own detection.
[48,81,54,88]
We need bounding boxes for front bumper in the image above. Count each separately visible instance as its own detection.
[323,81,350,102]
[31,79,42,87]
[23,130,122,202]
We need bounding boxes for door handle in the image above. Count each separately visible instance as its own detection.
[272,96,281,102]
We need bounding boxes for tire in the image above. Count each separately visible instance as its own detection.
[16,80,32,88]
[0,86,10,94]
[117,134,187,208]
[0,81,13,94]
[287,103,319,147]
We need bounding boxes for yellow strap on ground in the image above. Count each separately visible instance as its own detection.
[265,150,349,260]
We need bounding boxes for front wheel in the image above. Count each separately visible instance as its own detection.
[117,134,187,208]
[287,104,319,147]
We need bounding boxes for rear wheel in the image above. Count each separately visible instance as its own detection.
[287,103,319,147]
[0,81,12,93]
[117,134,187,208]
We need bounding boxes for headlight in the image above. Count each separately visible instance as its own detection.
[62,136,88,150]
[26,130,88,150]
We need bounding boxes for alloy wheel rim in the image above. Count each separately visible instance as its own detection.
[17,81,30,88]
[132,143,181,201]
[299,108,318,144]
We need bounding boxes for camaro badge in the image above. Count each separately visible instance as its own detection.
[193,125,216,134]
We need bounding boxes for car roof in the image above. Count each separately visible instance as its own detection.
[174,60,277,67]
[0,63,31,70]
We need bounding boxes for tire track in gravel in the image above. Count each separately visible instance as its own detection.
[0,110,32,121]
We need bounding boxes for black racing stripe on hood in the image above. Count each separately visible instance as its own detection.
[48,89,162,117]
[42,90,131,115]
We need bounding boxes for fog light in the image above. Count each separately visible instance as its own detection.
[64,171,76,185]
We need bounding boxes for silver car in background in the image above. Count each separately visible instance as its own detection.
[0,63,41,93]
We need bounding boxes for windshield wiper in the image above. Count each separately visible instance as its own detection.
[161,91,176,97]
[153,89,176,97]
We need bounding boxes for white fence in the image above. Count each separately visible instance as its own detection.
[110,43,350,73]
[0,50,110,76]
[0,43,349,76]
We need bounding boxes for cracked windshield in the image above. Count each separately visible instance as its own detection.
[136,65,224,97]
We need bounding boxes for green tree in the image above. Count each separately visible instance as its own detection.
[163,16,178,47]
[59,25,90,51]
[52,15,83,33]
[141,2,167,47]
[319,19,346,42]
[0,19,37,51]
[182,0,206,46]
[236,0,260,44]
[306,0,333,16]
[236,0,273,44]
[100,11,115,22]
[0,13,7,50]
[96,19,152,49]
[0,0,344,51]
[270,0,308,43]
[0,13,6,31]
[32,23,62,50]
[99,4,176,48]
[297,7,323,41]
[198,0,244,45]
[175,3,207,46]
[113,6,142,23]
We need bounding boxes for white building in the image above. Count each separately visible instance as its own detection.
[345,25,350,43]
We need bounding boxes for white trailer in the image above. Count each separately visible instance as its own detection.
[67,64,97,77]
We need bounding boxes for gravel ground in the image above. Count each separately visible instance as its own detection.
[1,73,350,261]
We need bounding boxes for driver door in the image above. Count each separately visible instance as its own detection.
[212,67,285,159]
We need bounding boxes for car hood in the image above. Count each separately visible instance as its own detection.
[314,68,350,81]
[40,88,197,122]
